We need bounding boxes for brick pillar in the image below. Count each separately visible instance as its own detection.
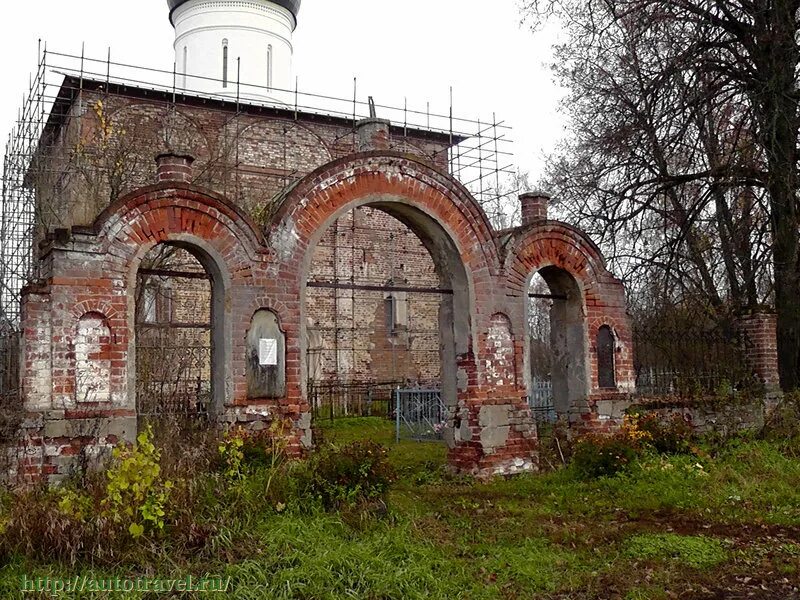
[20,285,52,412]
[155,153,194,183]
[519,191,549,225]
[736,309,780,391]
[356,118,391,152]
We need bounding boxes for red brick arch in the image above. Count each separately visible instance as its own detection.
[505,221,635,421]
[92,183,266,272]
[260,152,541,474]
[70,300,120,322]
[265,151,506,419]
[268,152,502,279]
[505,222,610,295]
[86,183,271,414]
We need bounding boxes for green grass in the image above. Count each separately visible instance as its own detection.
[320,416,448,481]
[1,417,799,599]
[623,533,727,569]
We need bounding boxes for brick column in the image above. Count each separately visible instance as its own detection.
[519,191,549,225]
[155,153,194,183]
[20,285,52,412]
[356,118,391,152]
[736,309,780,391]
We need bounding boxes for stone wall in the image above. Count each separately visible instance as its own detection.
[34,80,451,234]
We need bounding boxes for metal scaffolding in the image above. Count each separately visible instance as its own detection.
[1,43,519,327]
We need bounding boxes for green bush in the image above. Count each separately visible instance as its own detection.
[572,433,640,479]
[636,412,695,455]
[103,425,173,538]
[307,440,397,510]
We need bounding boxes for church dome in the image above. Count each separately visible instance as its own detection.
[167,0,302,24]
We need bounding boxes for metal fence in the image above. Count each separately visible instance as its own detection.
[394,388,446,442]
[309,380,401,422]
[633,320,757,396]
[0,331,20,405]
[528,379,556,424]
[135,335,211,419]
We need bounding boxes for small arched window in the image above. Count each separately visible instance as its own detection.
[597,325,616,389]
[222,39,229,88]
[267,44,273,89]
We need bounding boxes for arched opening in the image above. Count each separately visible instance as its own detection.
[134,242,224,427]
[302,200,470,437]
[597,325,616,389]
[526,266,588,420]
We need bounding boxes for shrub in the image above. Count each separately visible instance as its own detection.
[636,412,695,455]
[572,433,640,479]
[103,425,173,538]
[571,415,652,479]
[307,440,396,510]
[218,428,246,481]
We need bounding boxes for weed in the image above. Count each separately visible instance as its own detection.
[307,440,396,510]
[636,412,695,454]
[0,417,799,599]
[218,428,246,481]
[103,424,172,537]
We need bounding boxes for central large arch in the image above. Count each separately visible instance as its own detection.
[265,152,538,473]
[298,195,472,412]
[268,153,499,397]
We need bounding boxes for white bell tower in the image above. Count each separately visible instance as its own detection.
[167,0,301,99]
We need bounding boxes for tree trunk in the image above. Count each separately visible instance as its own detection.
[753,0,800,389]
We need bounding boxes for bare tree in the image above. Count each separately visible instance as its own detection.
[522,0,798,387]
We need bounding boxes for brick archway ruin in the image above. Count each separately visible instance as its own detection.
[14,150,634,482]
[505,203,636,430]
[267,152,533,475]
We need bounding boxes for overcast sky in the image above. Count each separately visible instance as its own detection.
[0,0,566,184]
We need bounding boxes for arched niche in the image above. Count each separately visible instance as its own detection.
[597,325,616,389]
[246,309,286,399]
[75,312,112,404]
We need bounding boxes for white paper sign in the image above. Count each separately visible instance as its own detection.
[259,338,278,366]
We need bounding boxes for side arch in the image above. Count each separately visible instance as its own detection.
[92,183,266,266]
[506,223,612,296]
[507,222,635,420]
[89,184,268,414]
